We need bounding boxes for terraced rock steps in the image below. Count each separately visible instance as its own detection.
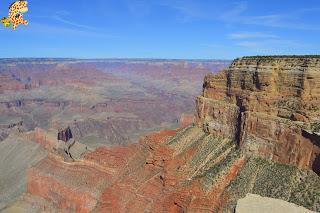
[165,125,240,183]
[2,123,319,212]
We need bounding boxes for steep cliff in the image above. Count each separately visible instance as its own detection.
[196,56,320,174]
[2,56,319,213]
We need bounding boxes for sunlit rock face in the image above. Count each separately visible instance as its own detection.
[196,56,320,174]
[1,57,319,213]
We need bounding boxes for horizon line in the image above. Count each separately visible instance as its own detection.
[0,57,233,61]
[1,54,319,61]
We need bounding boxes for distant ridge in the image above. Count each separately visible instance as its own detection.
[239,55,320,59]
[0,58,231,62]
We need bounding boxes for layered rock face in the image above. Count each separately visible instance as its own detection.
[1,56,319,213]
[0,74,26,93]
[196,56,320,174]
[3,124,320,212]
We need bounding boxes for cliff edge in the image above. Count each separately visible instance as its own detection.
[196,56,320,174]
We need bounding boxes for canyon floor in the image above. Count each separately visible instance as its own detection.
[0,56,319,213]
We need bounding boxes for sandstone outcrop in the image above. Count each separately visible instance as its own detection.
[196,56,320,174]
[22,127,89,161]
[236,194,316,213]
[57,126,73,142]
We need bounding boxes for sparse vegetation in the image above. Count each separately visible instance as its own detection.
[166,125,195,145]
[223,157,320,212]
[252,160,297,200]
[200,148,240,190]
[275,99,301,111]
[311,121,320,133]
[190,135,230,168]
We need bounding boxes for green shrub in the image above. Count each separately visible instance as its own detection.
[311,122,320,133]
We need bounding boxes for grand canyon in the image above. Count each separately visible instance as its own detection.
[0,56,319,213]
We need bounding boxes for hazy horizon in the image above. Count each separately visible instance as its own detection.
[1,55,320,61]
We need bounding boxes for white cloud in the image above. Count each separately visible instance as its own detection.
[219,2,320,30]
[228,32,278,40]
[158,1,320,30]
[52,15,98,31]
[236,41,259,47]
[235,39,305,49]
[26,22,112,38]
[30,11,114,38]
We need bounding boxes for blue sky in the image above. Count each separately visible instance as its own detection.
[0,0,319,59]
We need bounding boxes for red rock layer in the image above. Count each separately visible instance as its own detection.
[26,137,148,212]
[25,127,244,212]
[24,128,58,150]
[94,128,244,212]
[0,74,25,92]
[27,155,112,213]
[179,113,195,128]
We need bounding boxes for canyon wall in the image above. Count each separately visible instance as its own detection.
[196,56,320,174]
[0,59,230,146]
[2,56,319,213]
